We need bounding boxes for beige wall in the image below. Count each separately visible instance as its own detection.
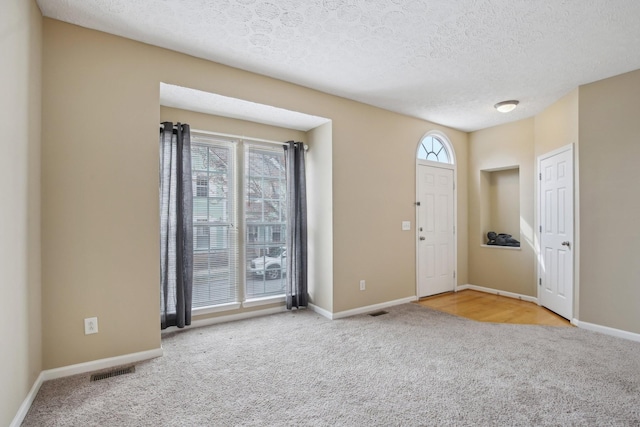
[468,119,536,296]
[534,89,579,158]
[468,89,581,299]
[533,89,580,316]
[578,69,640,334]
[42,19,468,368]
[0,1,42,425]
[330,113,468,312]
[42,22,163,369]
[306,122,334,312]
[468,89,580,300]
[161,107,308,144]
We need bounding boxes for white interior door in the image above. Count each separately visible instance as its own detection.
[539,145,574,319]
[417,165,454,298]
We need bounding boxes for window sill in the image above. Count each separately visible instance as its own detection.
[190,296,285,315]
[243,295,286,308]
[480,244,521,251]
[192,302,242,316]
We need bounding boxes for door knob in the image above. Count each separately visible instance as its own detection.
[419,236,426,241]
[561,241,570,247]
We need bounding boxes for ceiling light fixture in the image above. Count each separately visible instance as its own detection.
[494,100,519,113]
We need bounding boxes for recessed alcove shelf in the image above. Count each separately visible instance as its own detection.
[480,166,520,246]
[480,244,521,250]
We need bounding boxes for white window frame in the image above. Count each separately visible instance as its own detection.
[190,133,289,314]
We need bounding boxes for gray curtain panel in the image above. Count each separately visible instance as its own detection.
[284,141,308,309]
[159,122,193,329]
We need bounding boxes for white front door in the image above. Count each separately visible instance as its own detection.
[417,165,455,298]
[539,145,574,319]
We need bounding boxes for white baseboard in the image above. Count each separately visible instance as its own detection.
[572,319,640,343]
[163,305,288,334]
[456,284,538,304]
[42,347,164,381]
[10,347,163,427]
[9,371,45,427]
[308,303,333,319]
[331,296,418,320]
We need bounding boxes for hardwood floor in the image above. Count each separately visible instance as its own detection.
[416,289,571,327]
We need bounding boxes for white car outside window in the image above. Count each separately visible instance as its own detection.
[249,248,286,280]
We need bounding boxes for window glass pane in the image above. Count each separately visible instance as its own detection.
[440,150,449,163]
[245,145,287,299]
[196,176,208,197]
[417,135,451,164]
[209,147,229,173]
[264,200,283,221]
[193,197,208,221]
[191,146,209,171]
[195,225,210,250]
[208,198,227,222]
[432,138,442,154]
[246,200,263,222]
[418,143,428,160]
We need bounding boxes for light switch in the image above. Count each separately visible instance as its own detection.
[402,221,411,231]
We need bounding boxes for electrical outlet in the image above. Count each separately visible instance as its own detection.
[402,221,411,231]
[84,317,98,335]
[359,280,366,291]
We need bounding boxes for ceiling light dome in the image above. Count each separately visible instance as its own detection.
[494,100,519,113]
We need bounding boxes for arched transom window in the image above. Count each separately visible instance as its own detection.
[418,135,451,163]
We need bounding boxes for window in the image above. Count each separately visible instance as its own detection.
[191,139,237,308]
[196,176,208,197]
[418,135,450,163]
[190,135,288,310]
[245,145,287,299]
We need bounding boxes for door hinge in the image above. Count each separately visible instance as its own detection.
[453,225,455,234]
[415,201,421,206]
[539,173,542,180]
[539,278,542,286]
[453,271,456,279]
[539,225,542,233]
[453,181,456,190]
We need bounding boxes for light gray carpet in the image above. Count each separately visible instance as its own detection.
[23,304,640,426]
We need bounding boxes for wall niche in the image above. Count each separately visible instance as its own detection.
[480,166,520,247]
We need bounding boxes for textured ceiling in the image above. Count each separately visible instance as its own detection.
[37,0,640,132]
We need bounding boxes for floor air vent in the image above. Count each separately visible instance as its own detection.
[369,310,389,317]
[90,366,135,382]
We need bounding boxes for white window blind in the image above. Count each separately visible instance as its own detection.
[191,137,238,308]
